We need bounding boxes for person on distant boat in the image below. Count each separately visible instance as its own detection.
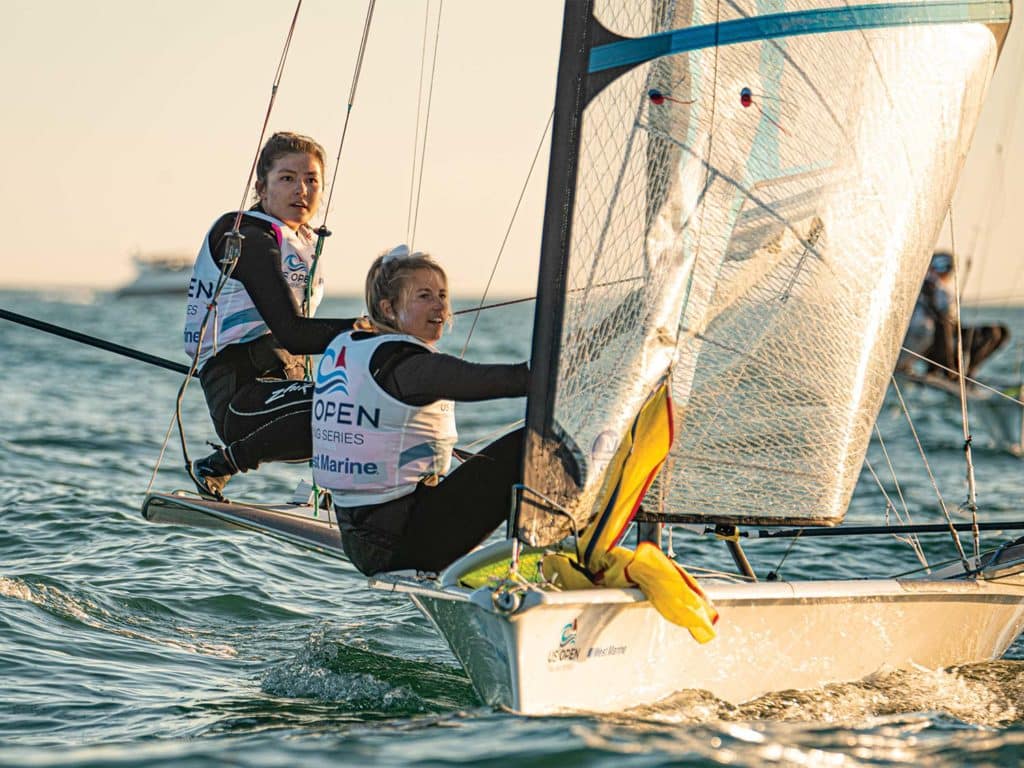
[182,132,359,499]
[897,251,953,375]
[311,246,548,576]
[897,250,1009,380]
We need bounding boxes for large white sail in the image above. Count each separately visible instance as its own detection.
[653,3,1010,525]
[518,0,1011,544]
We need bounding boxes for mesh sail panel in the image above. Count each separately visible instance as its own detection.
[518,0,1007,544]
[519,1,701,546]
[652,10,1003,526]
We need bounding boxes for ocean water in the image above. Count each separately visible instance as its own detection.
[2,288,1024,767]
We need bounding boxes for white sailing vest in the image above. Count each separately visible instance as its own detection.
[312,331,458,505]
[183,210,325,369]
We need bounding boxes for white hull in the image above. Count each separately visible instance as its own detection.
[372,540,1024,714]
[116,272,189,296]
[116,253,192,297]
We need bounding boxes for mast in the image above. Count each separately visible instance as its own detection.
[518,1,596,545]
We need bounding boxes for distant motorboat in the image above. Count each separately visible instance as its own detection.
[116,251,192,297]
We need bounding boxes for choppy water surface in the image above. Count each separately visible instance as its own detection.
[2,289,1024,767]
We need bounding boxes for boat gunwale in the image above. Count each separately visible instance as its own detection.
[368,533,1024,612]
[370,575,1024,606]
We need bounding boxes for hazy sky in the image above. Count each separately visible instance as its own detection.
[1,1,1021,302]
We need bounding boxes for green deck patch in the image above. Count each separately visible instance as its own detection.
[458,550,552,589]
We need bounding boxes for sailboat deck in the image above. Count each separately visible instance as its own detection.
[368,539,1024,608]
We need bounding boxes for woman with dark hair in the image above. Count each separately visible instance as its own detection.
[182,132,358,498]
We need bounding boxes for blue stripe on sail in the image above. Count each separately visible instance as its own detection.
[589,1,1012,72]
[399,442,437,468]
[221,307,265,332]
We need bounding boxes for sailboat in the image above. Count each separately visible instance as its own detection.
[366,0,1024,713]
[144,0,1024,714]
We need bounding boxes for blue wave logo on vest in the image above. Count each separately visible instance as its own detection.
[560,619,578,647]
[284,253,306,272]
[315,346,349,396]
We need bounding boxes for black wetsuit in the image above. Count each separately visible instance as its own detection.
[196,207,357,472]
[338,334,531,576]
[962,325,1010,379]
[920,277,1009,379]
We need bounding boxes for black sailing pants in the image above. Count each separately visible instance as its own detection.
[925,321,1010,380]
[198,343,313,473]
[338,428,524,576]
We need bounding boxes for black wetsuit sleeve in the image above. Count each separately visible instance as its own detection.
[207,212,356,354]
[368,340,529,406]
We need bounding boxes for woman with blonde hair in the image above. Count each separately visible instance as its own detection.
[312,245,533,575]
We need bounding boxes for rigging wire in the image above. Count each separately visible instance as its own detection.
[897,349,1024,407]
[303,0,377,383]
[890,375,970,570]
[872,426,916,533]
[320,0,376,227]
[144,413,181,496]
[408,0,445,248]
[453,294,533,316]
[161,0,305,494]
[458,418,525,453]
[864,451,928,570]
[459,109,555,358]
[947,210,981,563]
[229,1,305,235]
[765,529,802,581]
[406,1,432,241]
[299,0,377,514]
